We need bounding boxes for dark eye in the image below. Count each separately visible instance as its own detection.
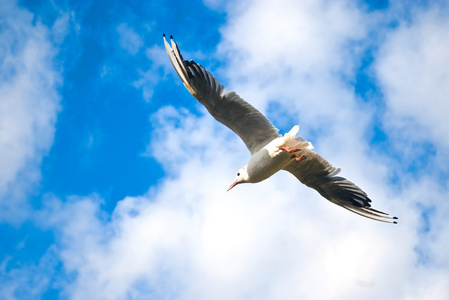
[237,172,240,176]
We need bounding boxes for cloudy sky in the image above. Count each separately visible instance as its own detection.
[1,0,449,299]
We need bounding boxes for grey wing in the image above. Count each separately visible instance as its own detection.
[283,149,398,223]
[164,35,280,155]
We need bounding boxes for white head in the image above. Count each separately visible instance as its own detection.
[227,165,249,191]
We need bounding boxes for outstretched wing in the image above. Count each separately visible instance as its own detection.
[164,35,280,155]
[283,149,397,223]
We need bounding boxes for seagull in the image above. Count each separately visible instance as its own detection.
[163,34,397,224]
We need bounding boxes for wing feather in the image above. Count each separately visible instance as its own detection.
[283,149,397,223]
[164,35,280,154]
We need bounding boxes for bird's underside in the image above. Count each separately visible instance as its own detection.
[164,34,398,224]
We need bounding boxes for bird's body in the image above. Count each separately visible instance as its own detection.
[245,126,311,183]
[246,140,291,183]
[163,34,397,223]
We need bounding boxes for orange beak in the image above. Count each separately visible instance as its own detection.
[227,180,238,192]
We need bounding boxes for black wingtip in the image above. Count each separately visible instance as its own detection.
[393,216,398,219]
[163,33,165,37]
[393,221,398,224]
[170,35,173,39]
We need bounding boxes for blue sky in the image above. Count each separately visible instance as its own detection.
[1,0,449,299]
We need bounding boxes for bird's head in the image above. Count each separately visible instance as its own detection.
[227,165,249,191]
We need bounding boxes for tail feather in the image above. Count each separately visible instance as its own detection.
[284,125,313,150]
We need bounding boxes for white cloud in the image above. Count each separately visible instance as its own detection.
[375,5,449,171]
[0,1,64,223]
[215,0,372,149]
[41,110,444,298]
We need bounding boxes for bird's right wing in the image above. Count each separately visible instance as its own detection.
[283,149,397,223]
[164,35,281,155]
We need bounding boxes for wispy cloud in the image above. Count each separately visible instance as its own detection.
[117,23,144,55]
[133,45,174,102]
[0,2,65,223]
[375,5,449,163]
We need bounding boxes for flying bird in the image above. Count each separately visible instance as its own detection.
[163,34,397,224]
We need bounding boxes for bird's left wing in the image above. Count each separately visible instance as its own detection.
[164,35,281,155]
[283,149,397,223]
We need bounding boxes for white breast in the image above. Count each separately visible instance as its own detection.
[246,137,293,183]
